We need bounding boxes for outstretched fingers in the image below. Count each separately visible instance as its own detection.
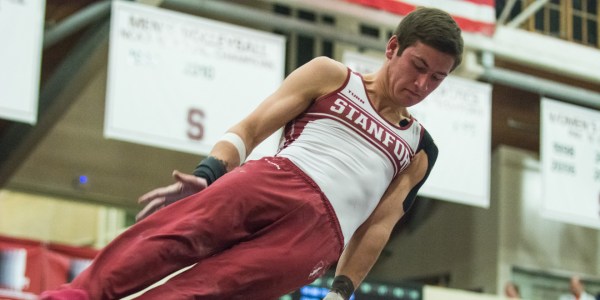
[135,170,208,222]
[172,170,207,188]
[136,198,167,221]
[138,181,183,205]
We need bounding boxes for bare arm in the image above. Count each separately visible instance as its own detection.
[137,57,347,221]
[208,56,347,169]
[331,150,429,294]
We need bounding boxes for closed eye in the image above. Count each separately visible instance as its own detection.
[432,74,446,81]
[412,56,447,81]
[413,60,427,73]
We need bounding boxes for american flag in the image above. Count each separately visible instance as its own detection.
[344,0,496,36]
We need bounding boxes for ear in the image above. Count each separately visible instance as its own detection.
[385,35,398,59]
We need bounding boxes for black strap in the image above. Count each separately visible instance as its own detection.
[192,156,227,186]
[402,129,438,212]
[330,275,355,300]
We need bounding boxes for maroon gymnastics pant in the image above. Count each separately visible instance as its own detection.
[41,157,344,300]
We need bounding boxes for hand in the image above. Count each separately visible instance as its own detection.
[323,292,345,300]
[136,170,207,221]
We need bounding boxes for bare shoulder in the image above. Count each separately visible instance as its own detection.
[290,56,348,94]
[304,56,348,80]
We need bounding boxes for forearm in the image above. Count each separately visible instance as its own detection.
[207,136,246,171]
[335,224,391,290]
[193,129,249,185]
[329,141,433,299]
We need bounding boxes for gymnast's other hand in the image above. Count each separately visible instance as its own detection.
[136,170,207,221]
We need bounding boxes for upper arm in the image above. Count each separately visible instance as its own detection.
[365,129,439,230]
[207,57,347,167]
[230,57,347,152]
[333,152,430,287]
[361,150,430,233]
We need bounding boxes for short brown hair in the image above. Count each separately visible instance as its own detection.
[394,7,464,71]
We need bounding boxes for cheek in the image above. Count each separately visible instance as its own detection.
[429,80,444,92]
[391,60,415,82]
[392,72,414,90]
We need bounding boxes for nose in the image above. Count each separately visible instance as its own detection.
[415,74,429,92]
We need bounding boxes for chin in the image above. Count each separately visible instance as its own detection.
[406,97,423,107]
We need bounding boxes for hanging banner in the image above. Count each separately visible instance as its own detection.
[410,76,492,208]
[541,98,600,229]
[105,1,286,160]
[0,0,46,124]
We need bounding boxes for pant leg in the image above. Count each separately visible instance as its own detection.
[41,157,342,300]
[135,165,344,299]
[64,182,244,299]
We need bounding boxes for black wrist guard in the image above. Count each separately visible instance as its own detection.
[331,275,354,300]
[192,156,227,186]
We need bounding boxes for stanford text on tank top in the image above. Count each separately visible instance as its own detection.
[277,69,425,245]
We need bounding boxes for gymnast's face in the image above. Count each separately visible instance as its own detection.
[384,37,454,108]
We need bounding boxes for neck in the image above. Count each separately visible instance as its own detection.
[363,71,410,124]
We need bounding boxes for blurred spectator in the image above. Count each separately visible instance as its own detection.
[559,276,595,300]
[504,281,521,299]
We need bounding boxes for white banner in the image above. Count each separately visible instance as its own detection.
[411,76,492,207]
[0,0,45,124]
[343,51,492,207]
[105,1,286,160]
[541,98,600,229]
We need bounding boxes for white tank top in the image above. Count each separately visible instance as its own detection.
[277,69,424,245]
